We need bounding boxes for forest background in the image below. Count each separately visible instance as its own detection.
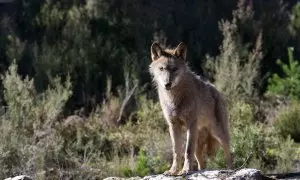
[0,0,300,179]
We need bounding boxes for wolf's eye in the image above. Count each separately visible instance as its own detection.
[159,67,164,71]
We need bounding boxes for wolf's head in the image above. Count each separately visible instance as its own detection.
[149,42,187,90]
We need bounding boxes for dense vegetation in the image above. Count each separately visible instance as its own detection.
[0,0,300,179]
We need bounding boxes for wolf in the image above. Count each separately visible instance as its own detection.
[149,42,233,175]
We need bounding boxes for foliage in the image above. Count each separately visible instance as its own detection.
[134,149,168,177]
[208,101,300,173]
[262,124,300,174]
[0,61,72,178]
[205,0,262,103]
[267,47,300,100]
[289,2,300,35]
[266,135,300,173]
[229,102,264,168]
[274,101,300,142]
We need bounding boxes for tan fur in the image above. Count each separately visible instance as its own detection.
[149,42,233,175]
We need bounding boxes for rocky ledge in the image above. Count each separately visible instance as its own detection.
[4,175,32,180]
[104,168,275,180]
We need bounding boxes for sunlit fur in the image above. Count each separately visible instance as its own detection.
[149,42,233,175]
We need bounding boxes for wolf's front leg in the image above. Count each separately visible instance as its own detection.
[164,122,183,176]
[178,122,198,175]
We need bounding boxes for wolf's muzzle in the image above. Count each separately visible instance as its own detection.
[165,82,172,90]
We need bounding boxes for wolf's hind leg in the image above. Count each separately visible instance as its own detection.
[194,129,207,170]
[213,126,233,169]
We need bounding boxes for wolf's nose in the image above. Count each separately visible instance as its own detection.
[165,83,171,89]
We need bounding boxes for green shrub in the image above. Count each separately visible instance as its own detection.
[121,149,168,177]
[268,136,299,173]
[274,101,300,142]
[208,101,300,173]
[267,47,300,100]
[205,1,262,103]
[289,2,300,35]
[230,102,265,168]
[2,61,72,132]
[263,125,300,173]
[135,150,151,176]
[0,61,72,178]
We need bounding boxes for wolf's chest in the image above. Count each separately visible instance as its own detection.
[158,90,196,119]
[162,102,178,118]
[160,99,193,121]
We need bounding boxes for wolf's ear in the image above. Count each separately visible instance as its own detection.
[175,42,187,61]
[151,42,162,61]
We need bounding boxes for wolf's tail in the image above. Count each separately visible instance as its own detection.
[198,128,219,157]
[213,88,230,143]
[204,87,230,156]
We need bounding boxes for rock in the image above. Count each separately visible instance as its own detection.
[227,169,265,179]
[104,177,141,180]
[4,175,32,180]
[104,168,274,180]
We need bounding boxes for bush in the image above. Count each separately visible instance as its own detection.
[261,123,300,173]
[0,61,72,178]
[266,135,300,173]
[229,102,265,168]
[267,47,300,100]
[274,101,300,142]
[205,0,262,103]
[134,149,168,177]
[207,101,300,173]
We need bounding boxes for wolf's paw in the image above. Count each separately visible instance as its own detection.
[163,169,178,176]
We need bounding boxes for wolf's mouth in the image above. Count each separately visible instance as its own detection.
[165,86,171,90]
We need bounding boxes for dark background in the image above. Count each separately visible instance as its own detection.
[0,0,300,114]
